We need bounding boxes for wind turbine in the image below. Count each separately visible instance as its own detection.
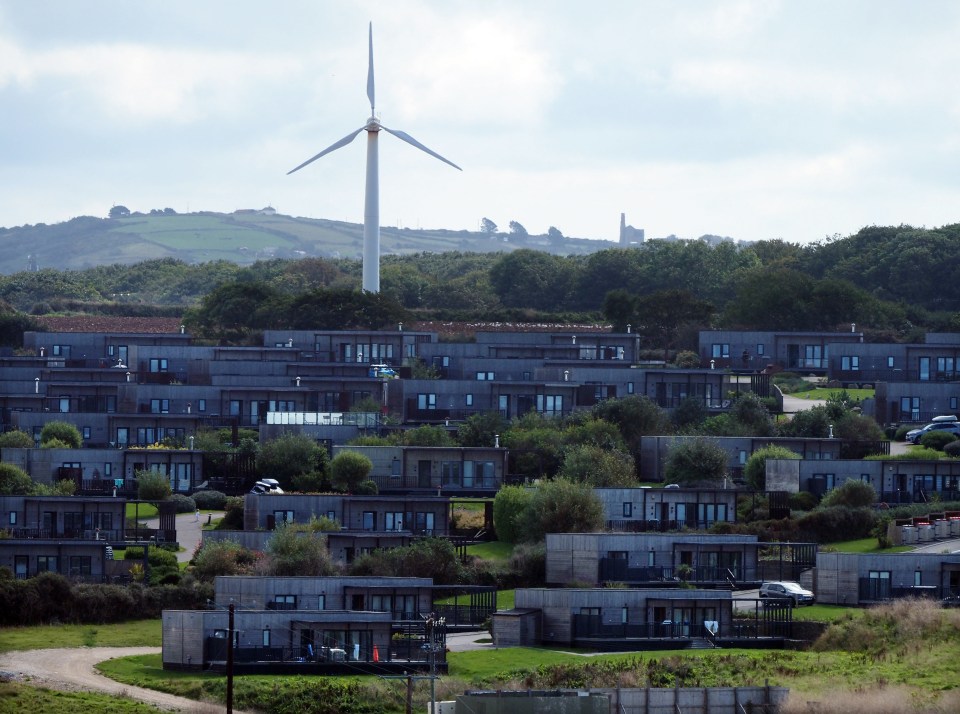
[288,23,461,293]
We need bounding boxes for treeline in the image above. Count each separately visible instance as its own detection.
[1,223,960,341]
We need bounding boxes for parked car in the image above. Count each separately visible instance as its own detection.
[251,478,284,494]
[759,581,815,606]
[906,421,960,444]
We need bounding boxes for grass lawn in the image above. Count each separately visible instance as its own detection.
[793,388,874,401]
[824,537,912,554]
[125,503,158,520]
[0,681,161,713]
[0,620,161,653]
[465,541,513,561]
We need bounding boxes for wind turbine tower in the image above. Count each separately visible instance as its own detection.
[289,23,461,293]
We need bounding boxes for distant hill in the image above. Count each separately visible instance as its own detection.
[0,210,614,274]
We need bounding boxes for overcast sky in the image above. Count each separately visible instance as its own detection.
[1,1,959,244]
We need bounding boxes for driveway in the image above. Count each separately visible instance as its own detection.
[0,647,254,713]
[145,510,223,563]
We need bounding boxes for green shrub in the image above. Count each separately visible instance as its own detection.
[492,485,533,544]
[819,480,877,508]
[798,506,878,543]
[192,489,227,510]
[39,421,82,448]
[919,431,959,451]
[352,479,379,495]
[0,429,33,448]
[788,491,818,511]
[168,494,197,513]
[217,497,244,529]
[136,469,172,501]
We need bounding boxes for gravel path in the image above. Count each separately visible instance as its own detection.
[0,647,252,713]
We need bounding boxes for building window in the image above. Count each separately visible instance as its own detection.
[622,502,632,517]
[59,396,70,413]
[711,344,730,358]
[149,358,168,373]
[229,400,242,416]
[417,394,437,410]
[757,343,764,356]
[198,399,206,412]
[887,356,895,368]
[464,461,496,488]
[37,555,58,573]
[919,357,930,381]
[385,512,404,531]
[952,397,958,411]
[362,511,376,531]
[270,595,296,610]
[52,345,71,358]
[841,356,859,371]
[104,463,112,477]
[273,510,294,524]
[8,511,16,525]
[915,570,922,586]
[150,399,170,414]
[465,394,473,407]
[262,629,271,647]
[868,570,891,599]
[476,371,495,381]
[82,426,91,440]
[627,382,634,394]
[900,397,920,421]
[441,461,462,487]
[69,556,92,576]
[537,394,563,415]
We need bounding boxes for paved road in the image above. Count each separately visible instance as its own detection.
[145,510,223,563]
[0,647,253,713]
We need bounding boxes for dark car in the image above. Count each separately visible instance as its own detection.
[759,581,815,606]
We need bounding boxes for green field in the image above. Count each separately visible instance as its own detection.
[0,682,162,714]
[0,620,161,653]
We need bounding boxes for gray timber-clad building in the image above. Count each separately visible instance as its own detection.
[545,533,766,588]
[594,487,738,532]
[816,551,960,605]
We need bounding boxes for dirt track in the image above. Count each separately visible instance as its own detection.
[0,647,251,712]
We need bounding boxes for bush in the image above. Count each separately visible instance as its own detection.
[492,485,532,544]
[217,497,245,529]
[192,539,258,580]
[506,542,546,587]
[798,506,878,543]
[788,491,818,511]
[136,470,171,501]
[123,546,180,586]
[264,523,336,576]
[523,478,605,542]
[290,470,329,493]
[168,494,197,513]
[192,489,227,510]
[819,480,877,508]
[257,432,328,490]
[0,430,33,448]
[39,421,82,448]
[944,440,960,458]
[919,430,959,452]
[330,451,373,493]
[352,479,379,495]
[0,463,34,495]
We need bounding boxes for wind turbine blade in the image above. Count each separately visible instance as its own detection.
[367,22,375,114]
[287,127,366,175]
[381,125,462,171]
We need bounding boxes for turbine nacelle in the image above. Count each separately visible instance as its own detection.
[288,22,460,293]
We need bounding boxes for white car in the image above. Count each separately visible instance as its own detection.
[250,478,284,494]
[759,581,815,606]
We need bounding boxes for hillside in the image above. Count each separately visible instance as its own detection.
[0,211,611,273]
